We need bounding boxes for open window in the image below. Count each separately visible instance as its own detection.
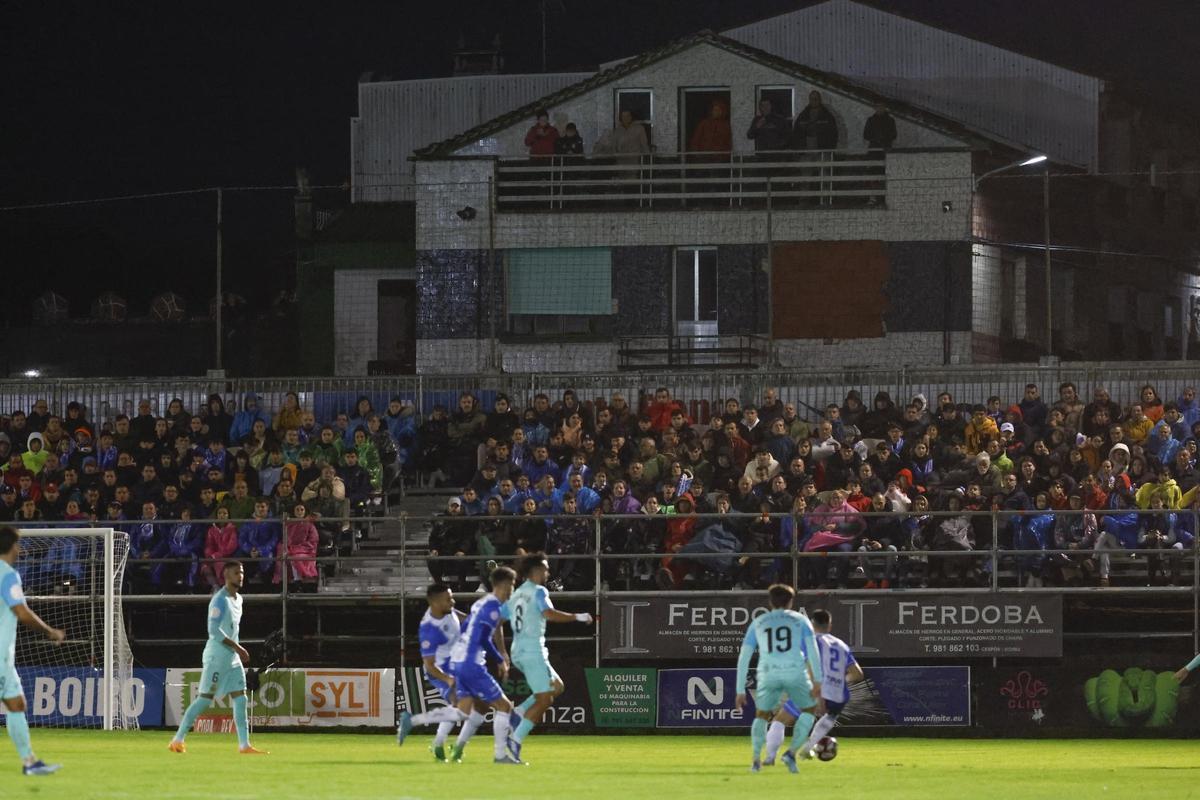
[756,85,794,120]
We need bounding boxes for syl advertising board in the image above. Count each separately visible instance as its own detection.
[165,668,394,729]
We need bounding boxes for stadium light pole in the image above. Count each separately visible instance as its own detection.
[970,154,1052,358]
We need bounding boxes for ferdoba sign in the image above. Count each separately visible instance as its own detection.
[600,594,1062,659]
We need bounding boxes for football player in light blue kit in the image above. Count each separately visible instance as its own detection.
[169,560,267,755]
[396,583,472,760]
[735,584,822,774]
[1175,652,1200,684]
[448,566,522,764]
[0,526,66,776]
[766,608,863,764]
[501,555,593,761]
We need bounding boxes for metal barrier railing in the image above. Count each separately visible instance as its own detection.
[15,507,1200,667]
[494,149,887,211]
[3,361,1199,425]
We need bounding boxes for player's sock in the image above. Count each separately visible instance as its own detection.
[434,721,455,747]
[413,706,467,726]
[790,711,816,753]
[750,717,768,761]
[232,694,250,749]
[6,711,34,763]
[764,720,785,762]
[173,696,212,743]
[516,696,535,716]
[803,714,837,753]
[492,712,511,759]
[513,717,536,744]
[456,711,485,747]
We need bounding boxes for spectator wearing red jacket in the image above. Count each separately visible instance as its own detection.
[524,108,559,157]
[646,387,688,432]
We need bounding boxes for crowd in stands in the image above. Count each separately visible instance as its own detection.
[3,380,1199,594]
[420,382,1200,593]
[0,392,413,593]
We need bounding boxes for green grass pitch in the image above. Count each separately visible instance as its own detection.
[5,731,1198,799]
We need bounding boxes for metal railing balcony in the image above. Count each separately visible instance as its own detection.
[494,149,888,212]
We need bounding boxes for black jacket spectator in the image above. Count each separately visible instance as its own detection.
[862,108,897,150]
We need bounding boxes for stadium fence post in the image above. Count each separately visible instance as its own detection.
[990,511,999,593]
[594,514,602,668]
[103,527,115,731]
[399,513,408,672]
[1194,510,1199,654]
[280,510,289,662]
[790,511,799,590]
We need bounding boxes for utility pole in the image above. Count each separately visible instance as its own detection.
[1043,167,1052,358]
[215,187,224,372]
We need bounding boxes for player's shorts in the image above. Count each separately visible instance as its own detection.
[754,672,814,715]
[451,661,502,704]
[427,672,455,704]
[783,698,845,719]
[514,654,560,695]
[198,657,247,700]
[0,658,22,701]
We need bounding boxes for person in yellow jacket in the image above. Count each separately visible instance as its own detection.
[1135,467,1183,509]
[1124,403,1154,446]
[21,433,49,476]
[964,406,999,455]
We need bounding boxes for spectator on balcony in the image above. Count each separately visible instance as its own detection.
[524,108,559,157]
[747,98,790,152]
[274,392,304,432]
[792,91,838,150]
[862,102,897,151]
[554,122,585,157]
[275,502,320,589]
[687,99,732,156]
[593,109,649,159]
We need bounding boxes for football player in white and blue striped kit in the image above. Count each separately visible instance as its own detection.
[735,584,822,774]
[0,527,66,776]
[766,608,864,764]
[396,584,470,760]
[448,566,522,764]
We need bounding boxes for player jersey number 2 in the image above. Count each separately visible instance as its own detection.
[513,603,525,634]
[764,626,792,653]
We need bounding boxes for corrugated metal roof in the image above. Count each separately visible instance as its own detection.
[352,72,589,202]
[414,30,1027,161]
[721,0,1100,169]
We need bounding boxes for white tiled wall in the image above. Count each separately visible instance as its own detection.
[334,269,415,376]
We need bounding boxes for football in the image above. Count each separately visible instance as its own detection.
[816,736,838,761]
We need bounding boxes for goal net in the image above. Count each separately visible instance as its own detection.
[2,528,136,730]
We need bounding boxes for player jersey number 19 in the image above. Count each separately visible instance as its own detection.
[764,626,792,653]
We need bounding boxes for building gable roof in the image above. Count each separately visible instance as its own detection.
[413,30,1024,160]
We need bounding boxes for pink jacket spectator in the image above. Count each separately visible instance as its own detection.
[275,519,320,584]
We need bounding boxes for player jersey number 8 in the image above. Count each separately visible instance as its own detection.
[513,604,525,634]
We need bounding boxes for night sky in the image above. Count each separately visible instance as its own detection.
[2,0,1195,316]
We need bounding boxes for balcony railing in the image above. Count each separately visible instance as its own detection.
[494,149,887,212]
[617,334,770,369]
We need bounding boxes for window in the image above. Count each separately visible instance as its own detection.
[756,86,794,119]
[615,89,653,145]
[506,247,612,336]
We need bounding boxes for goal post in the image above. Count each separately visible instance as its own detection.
[8,527,135,730]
